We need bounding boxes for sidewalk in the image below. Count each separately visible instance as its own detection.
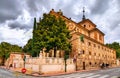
[0,66,99,77]
[30,68,100,77]
[24,66,120,77]
[0,66,119,77]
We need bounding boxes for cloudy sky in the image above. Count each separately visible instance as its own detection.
[0,0,120,47]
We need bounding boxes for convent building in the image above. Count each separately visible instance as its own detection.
[49,9,116,70]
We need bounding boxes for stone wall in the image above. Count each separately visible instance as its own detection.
[25,57,75,74]
[0,58,3,65]
[116,59,120,66]
[5,52,30,68]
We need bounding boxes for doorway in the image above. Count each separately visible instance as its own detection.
[83,62,85,70]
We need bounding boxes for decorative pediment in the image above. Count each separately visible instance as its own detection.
[78,19,96,27]
[78,19,96,31]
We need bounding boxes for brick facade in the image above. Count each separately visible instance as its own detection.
[49,9,116,70]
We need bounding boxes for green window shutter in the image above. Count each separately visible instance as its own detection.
[80,35,84,42]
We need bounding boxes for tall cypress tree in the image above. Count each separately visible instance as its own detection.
[32,17,38,56]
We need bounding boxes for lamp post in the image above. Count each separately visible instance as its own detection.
[23,54,26,68]
[21,54,26,74]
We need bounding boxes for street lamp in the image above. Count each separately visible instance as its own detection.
[23,54,26,68]
[21,54,26,74]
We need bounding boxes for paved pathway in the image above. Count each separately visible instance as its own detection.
[0,67,120,78]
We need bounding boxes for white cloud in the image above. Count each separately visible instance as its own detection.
[0,0,120,46]
[0,24,32,46]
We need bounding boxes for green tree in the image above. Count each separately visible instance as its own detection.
[106,42,120,58]
[106,42,120,50]
[0,42,22,65]
[35,14,71,57]
[116,49,120,58]
[23,39,33,55]
[0,42,11,65]
[11,45,22,52]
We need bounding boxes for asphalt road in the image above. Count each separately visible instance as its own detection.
[46,67,120,78]
[0,67,120,78]
[0,68,34,78]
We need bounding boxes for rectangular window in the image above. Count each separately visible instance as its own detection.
[94,32,97,39]
[94,44,96,47]
[102,47,103,50]
[82,50,85,54]
[98,46,100,49]
[94,53,96,56]
[105,48,106,51]
[99,34,102,40]
[88,42,91,46]
[99,54,100,56]
[89,51,91,55]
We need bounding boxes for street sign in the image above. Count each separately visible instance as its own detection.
[21,68,26,73]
